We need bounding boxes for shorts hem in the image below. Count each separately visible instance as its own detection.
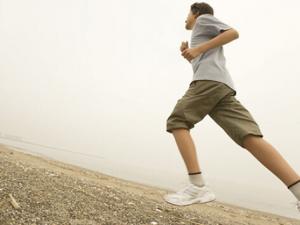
[240,132,264,148]
[166,124,193,133]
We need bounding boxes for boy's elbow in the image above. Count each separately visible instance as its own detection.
[221,28,239,39]
[232,28,239,39]
[235,31,239,39]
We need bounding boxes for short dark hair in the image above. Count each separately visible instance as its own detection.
[190,2,214,17]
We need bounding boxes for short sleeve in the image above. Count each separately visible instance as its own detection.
[196,14,232,36]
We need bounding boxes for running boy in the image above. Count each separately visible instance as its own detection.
[164,2,300,212]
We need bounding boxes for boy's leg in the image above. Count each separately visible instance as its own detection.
[165,80,232,193]
[243,136,300,206]
[208,92,300,188]
[171,128,201,174]
[166,80,231,176]
[164,127,216,205]
[242,135,300,187]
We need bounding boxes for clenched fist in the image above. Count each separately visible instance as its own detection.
[180,41,189,52]
[180,41,204,63]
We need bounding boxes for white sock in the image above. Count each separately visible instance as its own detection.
[188,171,205,187]
[288,179,300,201]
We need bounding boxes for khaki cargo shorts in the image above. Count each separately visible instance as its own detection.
[166,80,263,148]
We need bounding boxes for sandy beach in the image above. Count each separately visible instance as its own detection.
[0,144,300,225]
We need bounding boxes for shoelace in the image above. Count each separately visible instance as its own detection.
[177,184,193,193]
[178,184,205,197]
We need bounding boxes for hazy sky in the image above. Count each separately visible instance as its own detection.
[0,1,300,215]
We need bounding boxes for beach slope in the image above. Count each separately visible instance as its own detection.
[0,144,300,225]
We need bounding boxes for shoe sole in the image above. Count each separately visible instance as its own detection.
[163,193,216,206]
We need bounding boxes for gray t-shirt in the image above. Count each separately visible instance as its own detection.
[190,14,236,95]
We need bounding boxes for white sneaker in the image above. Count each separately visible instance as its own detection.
[163,183,216,206]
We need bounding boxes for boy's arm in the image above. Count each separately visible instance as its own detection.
[182,28,239,62]
[198,28,239,52]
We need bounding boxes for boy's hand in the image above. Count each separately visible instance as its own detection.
[180,41,189,52]
[181,47,203,62]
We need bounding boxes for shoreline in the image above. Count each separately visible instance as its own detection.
[1,143,300,225]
